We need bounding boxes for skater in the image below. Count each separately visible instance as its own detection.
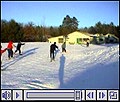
[50,42,58,61]
[14,41,25,55]
[1,45,7,64]
[86,40,89,47]
[1,45,7,55]
[7,40,15,60]
[61,42,66,52]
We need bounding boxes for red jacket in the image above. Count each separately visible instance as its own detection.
[7,41,13,49]
[1,48,7,55]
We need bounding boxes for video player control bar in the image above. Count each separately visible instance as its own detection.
[1,90,119,101]
[24,90,83,101]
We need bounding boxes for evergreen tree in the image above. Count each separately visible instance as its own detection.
[61,15,79,35]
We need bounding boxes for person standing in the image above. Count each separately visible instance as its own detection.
[50,42,58,61]
[1,45,7,64]
[7,40,15,60]
[61,42,66,52]
[14,41,25,55]
[86,40,89,47]
[1,45,7,55]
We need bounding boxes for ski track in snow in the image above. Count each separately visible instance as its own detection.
[1,42,119,89]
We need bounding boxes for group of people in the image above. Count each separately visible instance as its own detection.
[50,42,66,61]
[1,40,65,63]
[1,40,25,63]
[1,40,89,64]
[50,40,89,61]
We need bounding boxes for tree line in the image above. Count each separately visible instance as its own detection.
[1,15,119,42]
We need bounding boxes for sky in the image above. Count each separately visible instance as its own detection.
[1,1,119,28]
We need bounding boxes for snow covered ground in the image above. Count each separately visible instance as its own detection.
[1,42,119,89]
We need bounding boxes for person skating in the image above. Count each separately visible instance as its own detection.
[1,45,7,64]
[61,42,66,52]
[86,40,89,47]
[50,42,58,61]
[7,40,15,60]
[14,41,25,55]
[1,45,7,55]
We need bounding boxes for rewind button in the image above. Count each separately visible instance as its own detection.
[86,90,96,100]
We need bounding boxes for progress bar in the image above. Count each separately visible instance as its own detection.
[24,90,84,101]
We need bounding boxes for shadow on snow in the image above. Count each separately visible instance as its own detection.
[58,54,66,88]
[1,47,39,71]
[59,61,119,89]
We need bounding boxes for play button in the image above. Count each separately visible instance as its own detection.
[16,92,19,98]
[13,90,23,100]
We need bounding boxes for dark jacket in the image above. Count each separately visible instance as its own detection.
[17,42,25,50]
[50,43,58,53]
